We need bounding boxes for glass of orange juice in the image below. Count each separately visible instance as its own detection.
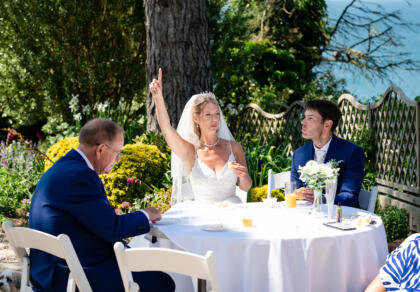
[284,181,297,208]
[242,218,253,227]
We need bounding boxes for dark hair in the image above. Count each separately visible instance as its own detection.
[305,100,342,131]
[79,119,124,146]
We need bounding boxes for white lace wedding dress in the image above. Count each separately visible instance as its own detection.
[189,150,242,204]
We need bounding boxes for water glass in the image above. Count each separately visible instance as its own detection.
[284,181,297,195]
[325,178,337,220]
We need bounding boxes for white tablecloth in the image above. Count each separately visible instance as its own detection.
[130,202,388,292]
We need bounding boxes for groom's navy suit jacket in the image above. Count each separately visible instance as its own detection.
[291,135,365,207]
[29,150,151,291]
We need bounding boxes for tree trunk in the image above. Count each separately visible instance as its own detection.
[145,0,212,131]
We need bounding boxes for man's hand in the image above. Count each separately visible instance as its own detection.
[301,188,314,203]
[144,206,162,223]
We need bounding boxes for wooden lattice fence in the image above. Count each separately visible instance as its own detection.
[231,86,420,231]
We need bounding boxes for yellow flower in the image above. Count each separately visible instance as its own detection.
[44,137,79,172]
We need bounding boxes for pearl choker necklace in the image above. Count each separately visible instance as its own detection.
[200,137,220,148]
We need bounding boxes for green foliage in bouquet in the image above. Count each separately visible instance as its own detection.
[44,137,79,172]
[249,185,284,203]
[102,144,168,208]
[376,206,410,242]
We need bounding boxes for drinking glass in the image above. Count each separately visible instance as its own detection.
[325,178,337,220]
[284,181,297,208]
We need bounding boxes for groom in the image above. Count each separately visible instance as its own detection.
[29,119,175,291]
[291,100,365,207]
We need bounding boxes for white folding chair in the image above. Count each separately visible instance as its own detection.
[2,221,92,292]
[358,186,378,213]
[267,170,291,197]
[114,242,222,292]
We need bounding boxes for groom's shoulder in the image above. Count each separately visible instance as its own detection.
[295,141,313,153]
[333,135,363,151]
[294,141,312,155]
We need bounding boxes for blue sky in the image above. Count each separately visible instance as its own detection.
[324,0,420,100]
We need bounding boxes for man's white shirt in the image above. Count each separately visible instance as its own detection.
[313,136,332,164]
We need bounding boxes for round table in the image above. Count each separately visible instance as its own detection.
[130,201,388,292]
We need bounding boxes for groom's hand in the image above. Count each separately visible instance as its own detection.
[145,206,162,223]
[302,188,314,203]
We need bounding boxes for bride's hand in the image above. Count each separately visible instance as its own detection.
[149,68,163,99]
[231,164,248,180]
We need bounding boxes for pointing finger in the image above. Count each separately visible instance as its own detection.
[158,68,162,84]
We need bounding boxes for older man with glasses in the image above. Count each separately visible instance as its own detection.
[29,118,175,292]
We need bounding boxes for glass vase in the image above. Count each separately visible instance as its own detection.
[312,188,323,215]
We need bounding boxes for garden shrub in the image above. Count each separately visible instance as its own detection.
[376,206,410,242]
[244,137,292,187]
[44,136,79,171]
[102,143,168,208]
[134,132,172,188]
[141,187,172,213]
[0,141,43,217]
[133,131,171,157]
[249,185,284,202]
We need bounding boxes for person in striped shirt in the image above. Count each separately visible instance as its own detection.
[365,233,419,291]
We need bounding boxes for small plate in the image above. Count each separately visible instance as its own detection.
[154,218,180,225]
[296,200,312,206]
[279,200,311,207]
[200,224,227,232]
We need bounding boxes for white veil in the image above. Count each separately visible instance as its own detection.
[171,92,235,204]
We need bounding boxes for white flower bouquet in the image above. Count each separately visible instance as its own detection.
[298,160,340,191]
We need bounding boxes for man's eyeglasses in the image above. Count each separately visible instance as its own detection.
[100,143,123,159]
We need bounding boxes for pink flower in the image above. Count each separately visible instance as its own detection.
[115,208,122,215]
[22,198,30,204]
[26,212,30,217]
[127,178,134,183]
[121,201,130,208]
[2,161,7,167]
[7,132,15,139]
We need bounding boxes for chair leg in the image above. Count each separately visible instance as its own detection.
[198,279,206,292]
[66,273,77,292]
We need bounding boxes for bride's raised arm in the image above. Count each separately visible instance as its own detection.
[149,69,195,170]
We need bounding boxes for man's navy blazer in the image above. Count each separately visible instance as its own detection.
[29,150,150,291]
[291,135,365,207]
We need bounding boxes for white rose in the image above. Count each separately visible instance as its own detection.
[304,160,320,175]
[320,164,334,177]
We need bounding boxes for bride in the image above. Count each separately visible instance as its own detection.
[149,69,252,204]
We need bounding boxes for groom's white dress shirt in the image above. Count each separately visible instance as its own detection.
[313,137,332,164]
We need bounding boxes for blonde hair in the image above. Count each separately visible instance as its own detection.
[191,92,219,138]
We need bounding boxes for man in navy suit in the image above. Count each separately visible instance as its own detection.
[29,119,175,291]
[291,100,365,207]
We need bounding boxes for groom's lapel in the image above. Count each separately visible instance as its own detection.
[324,135,337,163]
[306,141,315,161]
